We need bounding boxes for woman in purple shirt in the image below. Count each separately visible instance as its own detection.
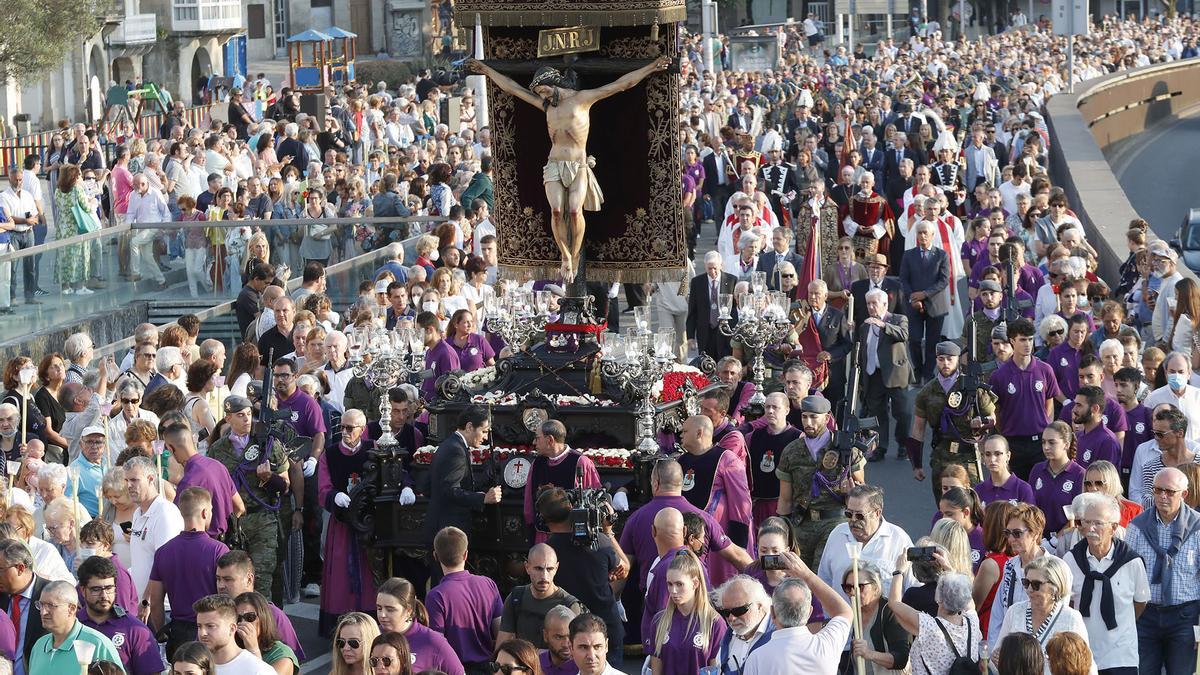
[974,436,1036,506]
[1028,421,1085,535]
[644,551,726,675]
[445,309,495,373]
[937,487,987,569]
[375,577,465,675]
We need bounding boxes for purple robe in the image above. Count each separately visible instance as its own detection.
[423,339,461,401]
[678,447,752,587]
[317,441,377,636]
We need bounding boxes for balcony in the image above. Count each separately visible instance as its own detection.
[171,0,243,34]
[110,13,158,44]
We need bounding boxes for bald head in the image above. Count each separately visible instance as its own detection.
[652,507,685,551]
[682,415,714,454]
[1155,466,1188,492]
[528,542,557,566]
[1152,466,1189,520]
[525,542,561,597]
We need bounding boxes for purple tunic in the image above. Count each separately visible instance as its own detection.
[277,387,327,438]
[1074,424,1122,469]
[174,454,238,536]
[968,525,986,570]
[643,609,727,675]
[989,358,1060,436]
[423,339,461,401]
[1047,343,1082,401]
[1028,460,1085,532]
[1058,397,1128,436]
[147,530,229,622]
[448,333,496,373]
[975,474,1036,506]
[539,651,580,675]
[426,570,504,664]
[0,608,14,662]
[619,495,733,591]
[1121,404,1153,477]
[78,608,166,675]
[404,621,465,675]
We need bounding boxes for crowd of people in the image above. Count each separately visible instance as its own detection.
[0,8,1199,675]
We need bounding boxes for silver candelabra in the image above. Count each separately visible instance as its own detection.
[483,286,553,353]
[718,272,793,407]
[599,312,677,456]
[347,324,426,447]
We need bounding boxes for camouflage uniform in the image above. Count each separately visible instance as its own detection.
[913,375,998,502]
[209,432,291,598]
[777,435,866,568]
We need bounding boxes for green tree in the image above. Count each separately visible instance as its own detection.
[0,0,103,83]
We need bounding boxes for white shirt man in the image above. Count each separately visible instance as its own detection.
[0,182,37,234]
[1064,494,1149,672]
[125,458,184,598]
[817,489,915,602]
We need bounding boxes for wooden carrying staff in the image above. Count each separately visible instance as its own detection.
[845,541,866,675]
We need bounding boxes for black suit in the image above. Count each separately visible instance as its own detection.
[899,247,951,380]
[884,147,921,190]
[727,111,751,131]
[756,249,802,291]
[702,152,734,237]
[0,575,51,666]
[686,272,738,361]
[849,276,903,326]
[857,313,913,453]
[812,305,852,405]
[423,432,486,544]
[860,145,885,188]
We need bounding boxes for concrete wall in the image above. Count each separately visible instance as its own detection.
[1044,58,1200,285]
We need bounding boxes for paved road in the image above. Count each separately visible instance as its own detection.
[1107,110,1200,239]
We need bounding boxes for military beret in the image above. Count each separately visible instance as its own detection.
[935,341,961,357]
[978,280,1002,293]
[991,323,1008,341]
[224,395,253,414]
[801,395,831,414]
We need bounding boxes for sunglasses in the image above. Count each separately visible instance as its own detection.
[370,657,396,667]
[844,510,872,521]
[841,582,873,593]
[1047,329,1065,337]
[781,273,796,278]
[335,638,362,650]
[1021,578,1052,591]
[1083,480,1105,489]
[488,664,530,675]
[1002,528,1028,538]
[121,398,140,404]
[237,612,258,624]
[717,603,753,618]
[1152,430,1174,439]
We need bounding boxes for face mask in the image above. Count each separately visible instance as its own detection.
[1168,373,1188,390]
[1152,268,1165,279]
[422,301,439,313]
[78,547,97,560]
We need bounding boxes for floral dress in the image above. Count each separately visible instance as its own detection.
[53,186,91,284]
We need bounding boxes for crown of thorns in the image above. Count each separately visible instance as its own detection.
[530,67,577,91]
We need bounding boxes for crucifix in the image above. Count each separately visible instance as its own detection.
[467,43,673,285]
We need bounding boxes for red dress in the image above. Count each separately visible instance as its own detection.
[978,551,1012,639]
[1119,498,1143,527]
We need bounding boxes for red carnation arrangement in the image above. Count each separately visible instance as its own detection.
[659,371,711,403]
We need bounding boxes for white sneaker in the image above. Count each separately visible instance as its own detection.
[303,583,321,598]
[76,287,95,295]
[62,288,74,295]
[166,258,186,269]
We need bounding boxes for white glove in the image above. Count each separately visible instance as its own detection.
[612,491,630,512]
[334,492,351,508]
[399,487,416,505]
[615,600,627,623]
[303,457,318,477]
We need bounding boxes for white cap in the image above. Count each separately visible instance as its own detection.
[932,130,959,153]
[81,425,106,438]
[375,280,390,294]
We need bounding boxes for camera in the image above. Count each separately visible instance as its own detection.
[566,487,618,549]
[760,554,788,571]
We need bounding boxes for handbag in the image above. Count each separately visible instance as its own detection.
[71,200,100,235]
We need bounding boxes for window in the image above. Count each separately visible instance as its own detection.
[311,0,331,7]
[247,3,266,38]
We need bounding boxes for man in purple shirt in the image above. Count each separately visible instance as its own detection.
[618,459,753,593]
[145,486,229,660]
[426,527,504,671]
[215,550,305,661]
[76,556,166,675]
[539,606,581,675]
[161,413,244,536]
[1071,385,1123,469]
[1116,367,1153,484]
[1057,355,1128,446]
[419,310,461,402]
[989,317,1061,480]
[273,355,327,594]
